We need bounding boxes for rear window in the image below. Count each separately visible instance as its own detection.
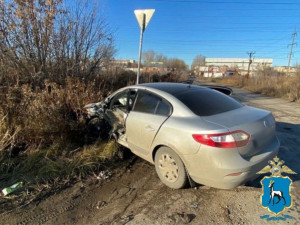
[175,89,243,116]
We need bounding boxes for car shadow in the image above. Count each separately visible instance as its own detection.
[246,121,300,188]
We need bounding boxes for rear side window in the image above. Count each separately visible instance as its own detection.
[133,91,171,116]
[175,89,243,116]
[134,92,158,114]
[156,100,171,116]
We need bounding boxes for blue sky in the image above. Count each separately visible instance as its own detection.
[103,0,300,67]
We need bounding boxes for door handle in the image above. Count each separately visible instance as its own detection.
[145,125,155,132]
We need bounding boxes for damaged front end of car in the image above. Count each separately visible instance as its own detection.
[83,100,112,144]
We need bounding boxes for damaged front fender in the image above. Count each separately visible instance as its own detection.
[84,101,106,119]
[83,100,112,143]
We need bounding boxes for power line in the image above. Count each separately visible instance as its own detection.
[118,37,291,49]
[154,15,300,18]
[121,27,297,33]
[122,41,288,47]
[145,1,300,5]
[119,34,291,43]
[173,57,288,60]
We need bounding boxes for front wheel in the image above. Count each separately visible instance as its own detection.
[85,117,110,144]
[154,147,188,189]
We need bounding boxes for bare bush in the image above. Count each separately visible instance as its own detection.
[0,0,190,194]
[191,54,205,68]
[0,0,114,86]
[0,0,123,193]
[0,74,130,193]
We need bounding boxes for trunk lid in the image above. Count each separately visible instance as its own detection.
[203,106,276,157]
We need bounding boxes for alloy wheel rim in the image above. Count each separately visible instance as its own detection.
[158,154,179,183]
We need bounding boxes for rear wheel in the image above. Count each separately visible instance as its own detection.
[154,147,188,189]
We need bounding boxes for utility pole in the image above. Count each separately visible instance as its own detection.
[247,51,255,77]
[287,31,297,73]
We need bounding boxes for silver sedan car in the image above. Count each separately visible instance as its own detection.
[84,83,280,189]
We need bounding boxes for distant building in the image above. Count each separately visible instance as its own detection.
[205,58,273,70]
[193,58,273,77]
[110,59,176,74]
[194,65,238,78]
[111,59,136,68]
[143,61,168,74]
[273,66,297,74]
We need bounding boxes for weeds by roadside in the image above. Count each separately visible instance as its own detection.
[0,69,186,212]
[207,71,300,103]
[0,0,189,213]
[0,72,131,211]
[0,139,123,213]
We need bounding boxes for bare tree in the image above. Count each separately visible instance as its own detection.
[0,0,115,85]
[166,58,188,71]
[155,53,167,64]
[191,55,205,69]
[142,50,187,71]
[142,50,156,65]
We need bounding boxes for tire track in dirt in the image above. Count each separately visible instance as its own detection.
[15,195,84,225]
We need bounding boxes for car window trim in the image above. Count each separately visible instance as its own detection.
[126,88,138,112]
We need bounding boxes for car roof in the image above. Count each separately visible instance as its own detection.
[137,82,208,96]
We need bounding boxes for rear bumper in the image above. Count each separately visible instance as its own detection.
[183,136,280,189]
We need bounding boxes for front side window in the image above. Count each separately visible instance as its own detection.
[110,90,128,111]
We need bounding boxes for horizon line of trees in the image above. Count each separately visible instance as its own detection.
[142,50,188,71]
[142,50,207,71]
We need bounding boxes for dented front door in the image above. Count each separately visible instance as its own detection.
[125,90,171,156]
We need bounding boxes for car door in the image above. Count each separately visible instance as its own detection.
[105,89,137,136]
[125,90,172,156]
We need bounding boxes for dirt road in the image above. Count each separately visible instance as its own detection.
[1,84,300,225]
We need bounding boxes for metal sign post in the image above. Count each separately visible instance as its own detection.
[136,13,145,85]
[134,9,155,84]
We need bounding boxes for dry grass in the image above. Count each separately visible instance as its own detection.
[207,71,300,103]
[0,72,134,193]
[0,139,123,213]
[0,69,186,203]
[0,78,123,210]
[0,0,189,209]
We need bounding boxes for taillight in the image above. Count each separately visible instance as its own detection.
[192,130,250,148]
